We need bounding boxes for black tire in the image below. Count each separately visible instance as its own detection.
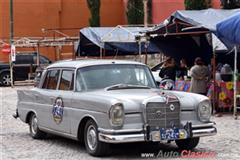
[175,137,200,150]
[84,119,110,156]
[0,72,11,86]
[29,113,47,139]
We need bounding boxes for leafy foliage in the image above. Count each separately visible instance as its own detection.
[220,0,240,9]
[87,0,101,27]
[184,0,211,10]
[126,0,144,25]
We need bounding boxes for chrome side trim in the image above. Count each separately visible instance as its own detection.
[39,126,78,140]
[192,127,217,137]
[98,133,145,143]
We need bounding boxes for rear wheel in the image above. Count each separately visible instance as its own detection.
[29,113,46,139]
[84,119,110,156]
[175,137,200,150]
[0,72,11,86]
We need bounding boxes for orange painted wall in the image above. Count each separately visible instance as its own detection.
[0,0,125,62]
[152,0,221,24]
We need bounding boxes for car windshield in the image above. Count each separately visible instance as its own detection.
[76,64,156,91]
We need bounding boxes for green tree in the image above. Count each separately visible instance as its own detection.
[221,0,240,9]
[87,0,100,27]
[184,0,211,10]
[126,0,144,25]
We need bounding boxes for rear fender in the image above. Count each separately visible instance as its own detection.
[17,90,38,123]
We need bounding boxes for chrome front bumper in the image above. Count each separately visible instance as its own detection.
[98,122,217,143]
[99,133,145,143]
[192,122,217,138]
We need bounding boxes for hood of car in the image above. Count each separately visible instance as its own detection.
[89,88,207,113]
[164,90,209,110]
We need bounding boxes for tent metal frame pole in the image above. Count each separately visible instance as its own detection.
[100,48,103,59]
[10,0,14,87]
[144,47,148,64]
[212,49,216,114]
[72,40,76,60]
[233,45,238,119]
[138,41,141,62]
[36,43,40,66]
[152,31,210,37]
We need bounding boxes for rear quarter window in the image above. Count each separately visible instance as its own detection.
[42,70,60,89]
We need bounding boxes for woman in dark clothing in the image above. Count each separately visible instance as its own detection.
[159,57,177,81]
[177,59,188,80]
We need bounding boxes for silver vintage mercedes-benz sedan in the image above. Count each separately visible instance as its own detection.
[15,59,217,156]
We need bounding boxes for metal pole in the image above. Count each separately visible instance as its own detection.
[36,42,40,66]
[138,41,141,62]
[10,0,14,87]
[143,0,148,28]
[212,49,216,114]
[100,48,102,59]
[143,0,148,64]
[72,41,76,60]
[233,45,238,119]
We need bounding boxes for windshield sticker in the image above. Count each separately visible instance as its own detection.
[52,97,64,124]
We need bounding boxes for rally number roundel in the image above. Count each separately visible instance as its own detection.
[52,97,64,124]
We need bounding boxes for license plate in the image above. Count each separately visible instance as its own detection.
[160,128,179,140]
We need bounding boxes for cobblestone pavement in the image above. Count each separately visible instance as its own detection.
[1,86,240,160]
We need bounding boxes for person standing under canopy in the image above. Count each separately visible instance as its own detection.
[190,57,210,95]
[177,58,188,80]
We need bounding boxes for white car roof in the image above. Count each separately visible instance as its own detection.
[47,59,145,69]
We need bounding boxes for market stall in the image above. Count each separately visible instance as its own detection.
[175,80,240,110]
[216,12,240,119]
[143,9,240,117]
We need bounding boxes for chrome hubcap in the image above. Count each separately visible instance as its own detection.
[31,115,38,135]
[87,125,97,151]
[2,74,11,86]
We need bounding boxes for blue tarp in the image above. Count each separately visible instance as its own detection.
[216,12,240,47]
[79,27,160,56]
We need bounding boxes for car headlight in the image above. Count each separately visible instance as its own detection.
[197,100,212,122]
[109,103,124,127]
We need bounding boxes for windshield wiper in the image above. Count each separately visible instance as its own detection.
[106,84,151,91]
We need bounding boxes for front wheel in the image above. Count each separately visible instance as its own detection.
[29,113,46,139]
[175,137,200,150]
[84,119,110,156]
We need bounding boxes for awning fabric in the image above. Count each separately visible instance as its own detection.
[169,9,240,31]
[216,12,240,47]
[147,8,240,51]
[79,26,160,56]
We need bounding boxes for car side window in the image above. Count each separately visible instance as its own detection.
[42,70,60,90]
[59,70,74,91]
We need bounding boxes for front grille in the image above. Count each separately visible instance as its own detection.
[146,102,180,129]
